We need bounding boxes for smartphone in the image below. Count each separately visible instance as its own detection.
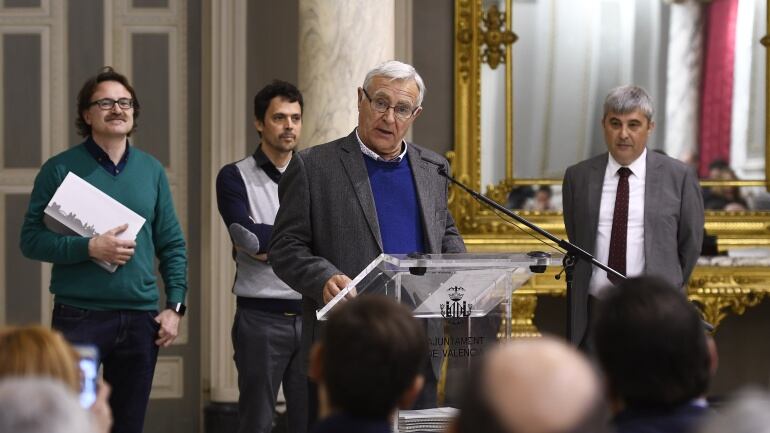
[74,345,99,409]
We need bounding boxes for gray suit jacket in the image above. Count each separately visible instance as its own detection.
[562,150,704,344]
[269,130,466,365]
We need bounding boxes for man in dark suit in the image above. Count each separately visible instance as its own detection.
[562,85,704,346]
[269,60,466,423]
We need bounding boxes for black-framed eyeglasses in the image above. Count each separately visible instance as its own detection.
[89,98,134,110]
[362,88,418,121]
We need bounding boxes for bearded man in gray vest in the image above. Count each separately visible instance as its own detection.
[216,80,306,433]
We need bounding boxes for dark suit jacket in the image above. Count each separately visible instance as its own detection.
[562,150,704,344]
[613,403,710,433]
[269,130,466,365]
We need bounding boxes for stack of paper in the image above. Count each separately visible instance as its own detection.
[397,407,457,432]
[44,172,146,273]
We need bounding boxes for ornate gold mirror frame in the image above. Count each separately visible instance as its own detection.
[451,0,770,334]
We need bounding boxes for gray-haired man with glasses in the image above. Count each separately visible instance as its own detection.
[20,67,188,433]
[270,60,465,428]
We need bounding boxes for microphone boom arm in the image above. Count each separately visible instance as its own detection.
[436,165,625,282]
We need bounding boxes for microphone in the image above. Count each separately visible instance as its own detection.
[420,155,450,176]
[429,155,628,341]
[407,252,428,276]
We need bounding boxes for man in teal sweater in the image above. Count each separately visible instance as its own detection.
[19,67,187,433]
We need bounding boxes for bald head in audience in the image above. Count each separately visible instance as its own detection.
[451,336,605,433]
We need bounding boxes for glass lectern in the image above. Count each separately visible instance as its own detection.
[316,252,559,413]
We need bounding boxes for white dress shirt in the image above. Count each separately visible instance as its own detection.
[590,148,647,297]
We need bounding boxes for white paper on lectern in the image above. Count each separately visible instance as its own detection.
[44,172,146,272]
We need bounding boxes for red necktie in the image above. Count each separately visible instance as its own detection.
[608,167,631,285]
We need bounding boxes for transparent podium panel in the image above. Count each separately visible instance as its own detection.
[316,253,560,410]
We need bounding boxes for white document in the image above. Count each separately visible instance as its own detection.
[397,407,458,432]
[44,172,146,272]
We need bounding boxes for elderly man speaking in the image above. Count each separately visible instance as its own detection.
[270,60,466,426]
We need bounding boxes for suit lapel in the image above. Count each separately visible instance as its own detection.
[407,145,438,252]
[586,154,608,254]
[643,149,661,266]
[338,133,383,251]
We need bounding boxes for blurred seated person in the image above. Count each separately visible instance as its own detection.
[0,377,96,433]
[308,295,426,433]
[0,326,112,433]
[703,160,747,210]
[507,185,534,209]
[593,277,716,433]
[449,336,607,433]
[523,185,555,211]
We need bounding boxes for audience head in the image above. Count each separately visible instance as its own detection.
[533,185,553,210]
[707,159,730,179]
[0,377,95,433]
[699,389,770,433]
[593,276,711,410]
[357,60,424,159]
[76,66,139,138]
[452,336,604,433]
[601,85,655,166]
[310,295,427,420]
[0,325,80,392]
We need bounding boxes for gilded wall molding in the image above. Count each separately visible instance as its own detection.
[508,265,770,337]
[479,4,516,70]
[688,266,770,328]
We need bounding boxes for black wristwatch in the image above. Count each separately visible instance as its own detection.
[166,302,187,316]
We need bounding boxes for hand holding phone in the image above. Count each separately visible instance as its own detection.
[74,345,99,409]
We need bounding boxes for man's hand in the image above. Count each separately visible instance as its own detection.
[323,274,353,304]
[233,245,268,262]
[88,224,136,265]
[154,309,181,347]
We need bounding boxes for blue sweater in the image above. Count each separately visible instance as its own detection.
[364,156,425,254]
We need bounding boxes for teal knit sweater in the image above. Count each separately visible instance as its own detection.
[20,142,187,311]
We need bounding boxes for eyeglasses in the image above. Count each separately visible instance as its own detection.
[362,89,418,121]
[89,98,134,110]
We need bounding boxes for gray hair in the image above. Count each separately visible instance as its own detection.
[603,85,654,121]
[0,378,95,433]
[362,60,426,107]
[699,389,770,433]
